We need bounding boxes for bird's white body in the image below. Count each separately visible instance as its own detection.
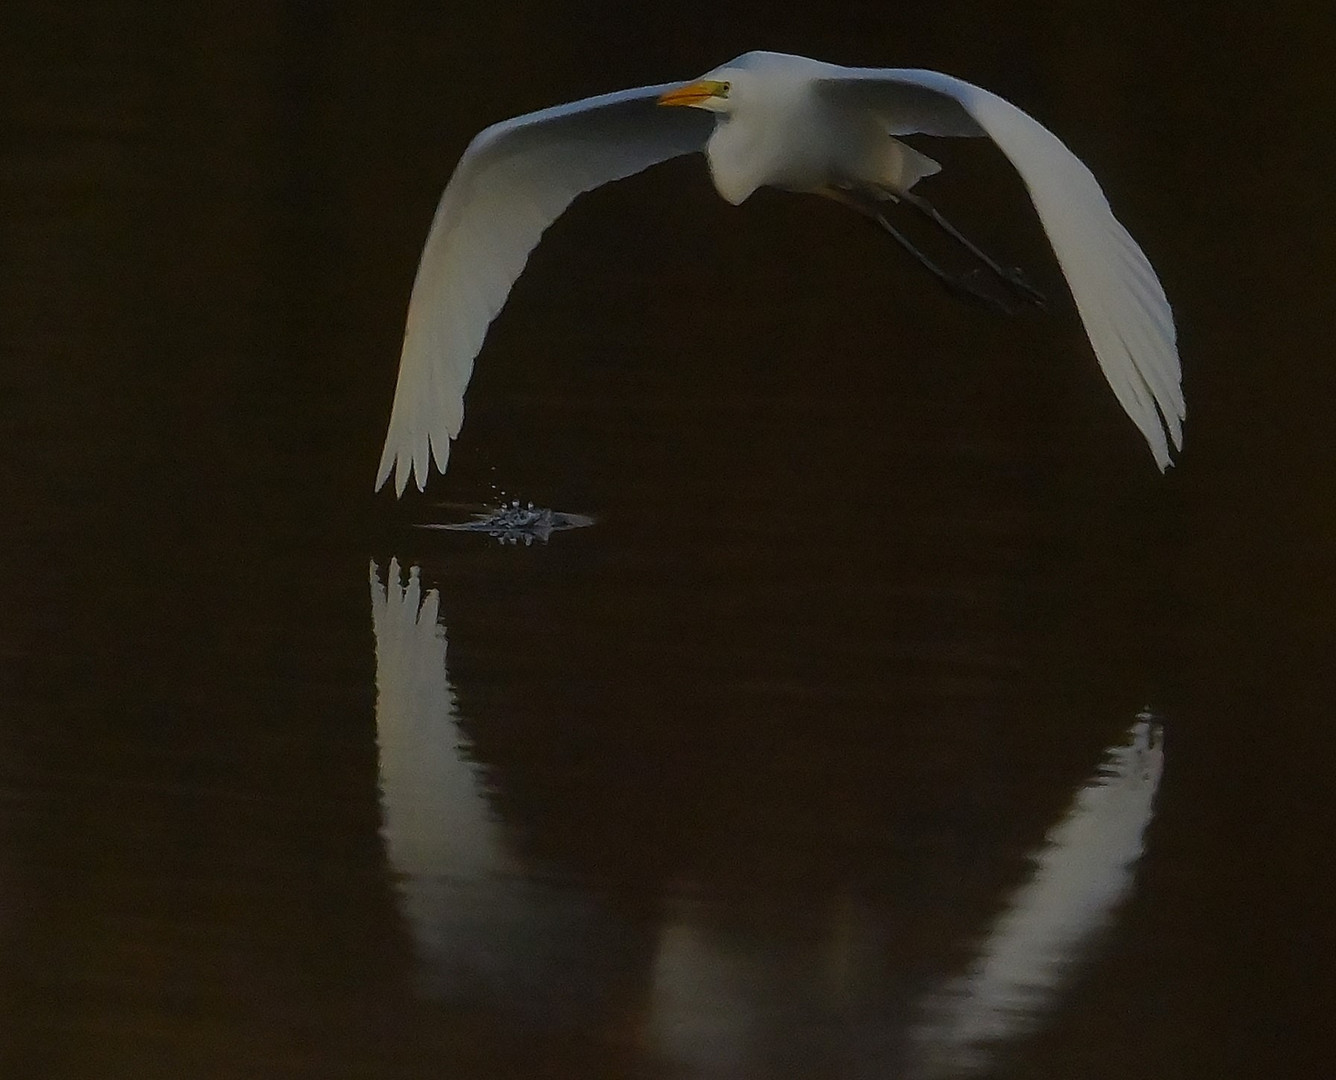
[702,54,943,202]
[377,51,1183,494]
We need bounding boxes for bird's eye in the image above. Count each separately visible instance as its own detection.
[717,81,731,98]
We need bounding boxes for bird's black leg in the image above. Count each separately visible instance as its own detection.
[822,185,1015,314]
[870,212,1016,314]
[899,191,1048,309]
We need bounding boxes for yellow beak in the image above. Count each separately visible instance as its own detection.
[658,81,719,107]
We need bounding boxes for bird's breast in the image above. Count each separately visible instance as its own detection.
[705,98,890,203]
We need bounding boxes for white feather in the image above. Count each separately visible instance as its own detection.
[817,65,1183,468]
[378,54,1183,493]
[377,85,712,494]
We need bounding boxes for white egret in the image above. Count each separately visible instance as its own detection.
[377,51,1183,494]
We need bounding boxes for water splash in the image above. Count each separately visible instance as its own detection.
[417,500,596,545]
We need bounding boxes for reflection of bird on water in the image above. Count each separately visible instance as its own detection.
[377,50,1183,494]
[369,560,1166,1074]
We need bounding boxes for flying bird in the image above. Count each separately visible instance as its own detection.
[377,51,1183,494]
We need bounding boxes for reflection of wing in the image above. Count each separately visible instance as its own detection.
[912,717,1164,1076]
[370,559,643,1022]
[376,90,713,495]
[645,717,1164,1079]
[371,558,510,949]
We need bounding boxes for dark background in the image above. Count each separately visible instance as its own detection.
[1,2,1332,1077]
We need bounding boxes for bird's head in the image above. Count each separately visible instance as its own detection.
[657,53,815,116]
[657,71,740,114]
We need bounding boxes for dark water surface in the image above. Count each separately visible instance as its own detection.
[2,4,1331,1078]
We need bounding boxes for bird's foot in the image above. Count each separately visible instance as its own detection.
[998,265,1047,310]
[943,269,1016,316]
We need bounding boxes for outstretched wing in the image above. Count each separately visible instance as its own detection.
[817,69,1183,469]
[378,85,713,494]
